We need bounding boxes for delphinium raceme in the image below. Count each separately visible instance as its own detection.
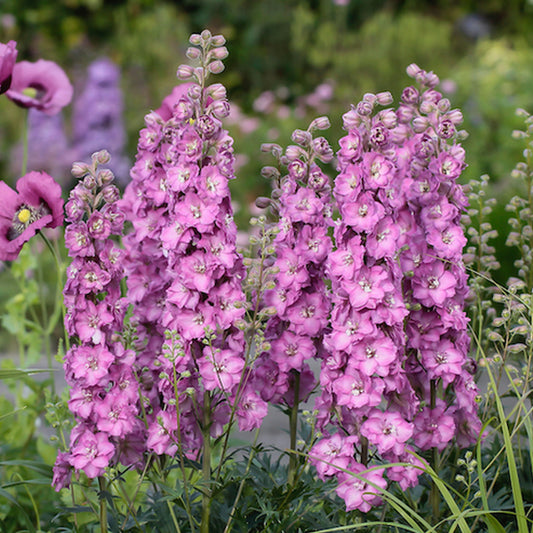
[120,30,265,525]
[254,118,334,481]
[310,90,413,512]
[53,150,139,491]
[397,65,480,455]
[309,66,480,512]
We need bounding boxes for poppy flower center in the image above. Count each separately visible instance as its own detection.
[17,208,31,223]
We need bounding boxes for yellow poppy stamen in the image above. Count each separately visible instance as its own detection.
[17,208,31,224]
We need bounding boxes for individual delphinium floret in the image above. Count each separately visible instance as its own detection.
[120,30,266,462]
[53,151,139,490]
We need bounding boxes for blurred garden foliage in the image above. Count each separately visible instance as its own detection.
[0,0,532,265]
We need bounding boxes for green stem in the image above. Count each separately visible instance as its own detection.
[98,477,108,533]
[223,428,261,533]
[201,391,212,533]
[288,371,301,486]
[429,380,440,524]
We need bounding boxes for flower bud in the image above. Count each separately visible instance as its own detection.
[102,184,119,203]
[401,86,419,105]
[93,149,110,165]
[83,173,97,189]
[210,100,230,119]
[261,166,280,179]
[211,34,226,47]
[285,145,305,161]
[406,63,422,78]
[261,143,283,158]
[98,168,114,185]
[424,70,439,88]
[188,83,202,100]
[291,129,311,146]
[376,91,393,106]
[208,60,225,74]
[379,109,397,129]
[176,64,195,80]
[356,100,373,116]
[310,116,331,130]
[189,33,202,45]
[437,97,450,113]
[419,100,435,114]
[201,29,212,42]
[255,196,271,209]
[209,46,228,60]
[342,107,360,129]
[186,47,201,60]
[446,108,463,124]
[71,162,90,178]
[206,83,227,100]
[412,116,429,133]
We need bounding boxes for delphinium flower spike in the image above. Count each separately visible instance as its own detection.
[254,117,334,477]
[53,151,139,490]
[120,30,265,462]
[310,68,479,511]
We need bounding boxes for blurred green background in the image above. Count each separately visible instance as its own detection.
[0,0,532,268]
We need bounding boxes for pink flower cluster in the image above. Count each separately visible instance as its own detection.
[53,151,139,489]
[120,30,266,460]
[255,119,334,409]
[309,66,479,511]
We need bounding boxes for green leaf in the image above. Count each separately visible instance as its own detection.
[483,514,508,533]
[0,368,53,380]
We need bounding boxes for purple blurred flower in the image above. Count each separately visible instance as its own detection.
[71,58,130,184]
[7,59,73,115]
[0,171,64,261]
[0,40,17,94]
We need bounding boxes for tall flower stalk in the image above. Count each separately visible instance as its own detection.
[309,67,480,512]
[120,29,267,530]
[53,151,139,502]
[255,118,334,483]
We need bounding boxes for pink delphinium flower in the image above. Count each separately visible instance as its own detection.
[255,116,333,413]
[7,59,73,115]
[69,429,115,479]
[55,152,138,490]
[121,30,265,460]
[0,171,63,261]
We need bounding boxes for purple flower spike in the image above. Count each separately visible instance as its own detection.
[0,171,64,261]
[7,59,73,115]
[0,40,17,94]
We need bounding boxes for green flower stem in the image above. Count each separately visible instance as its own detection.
[429,379,440,525]
[288,371,301,486]
[98,476,108,533]
[201,391,212,533]
[39,231,67,394]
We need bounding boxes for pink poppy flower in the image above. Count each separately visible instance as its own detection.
[7,59,73,115]
[0,171,63,261]
[0,40,17,94]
